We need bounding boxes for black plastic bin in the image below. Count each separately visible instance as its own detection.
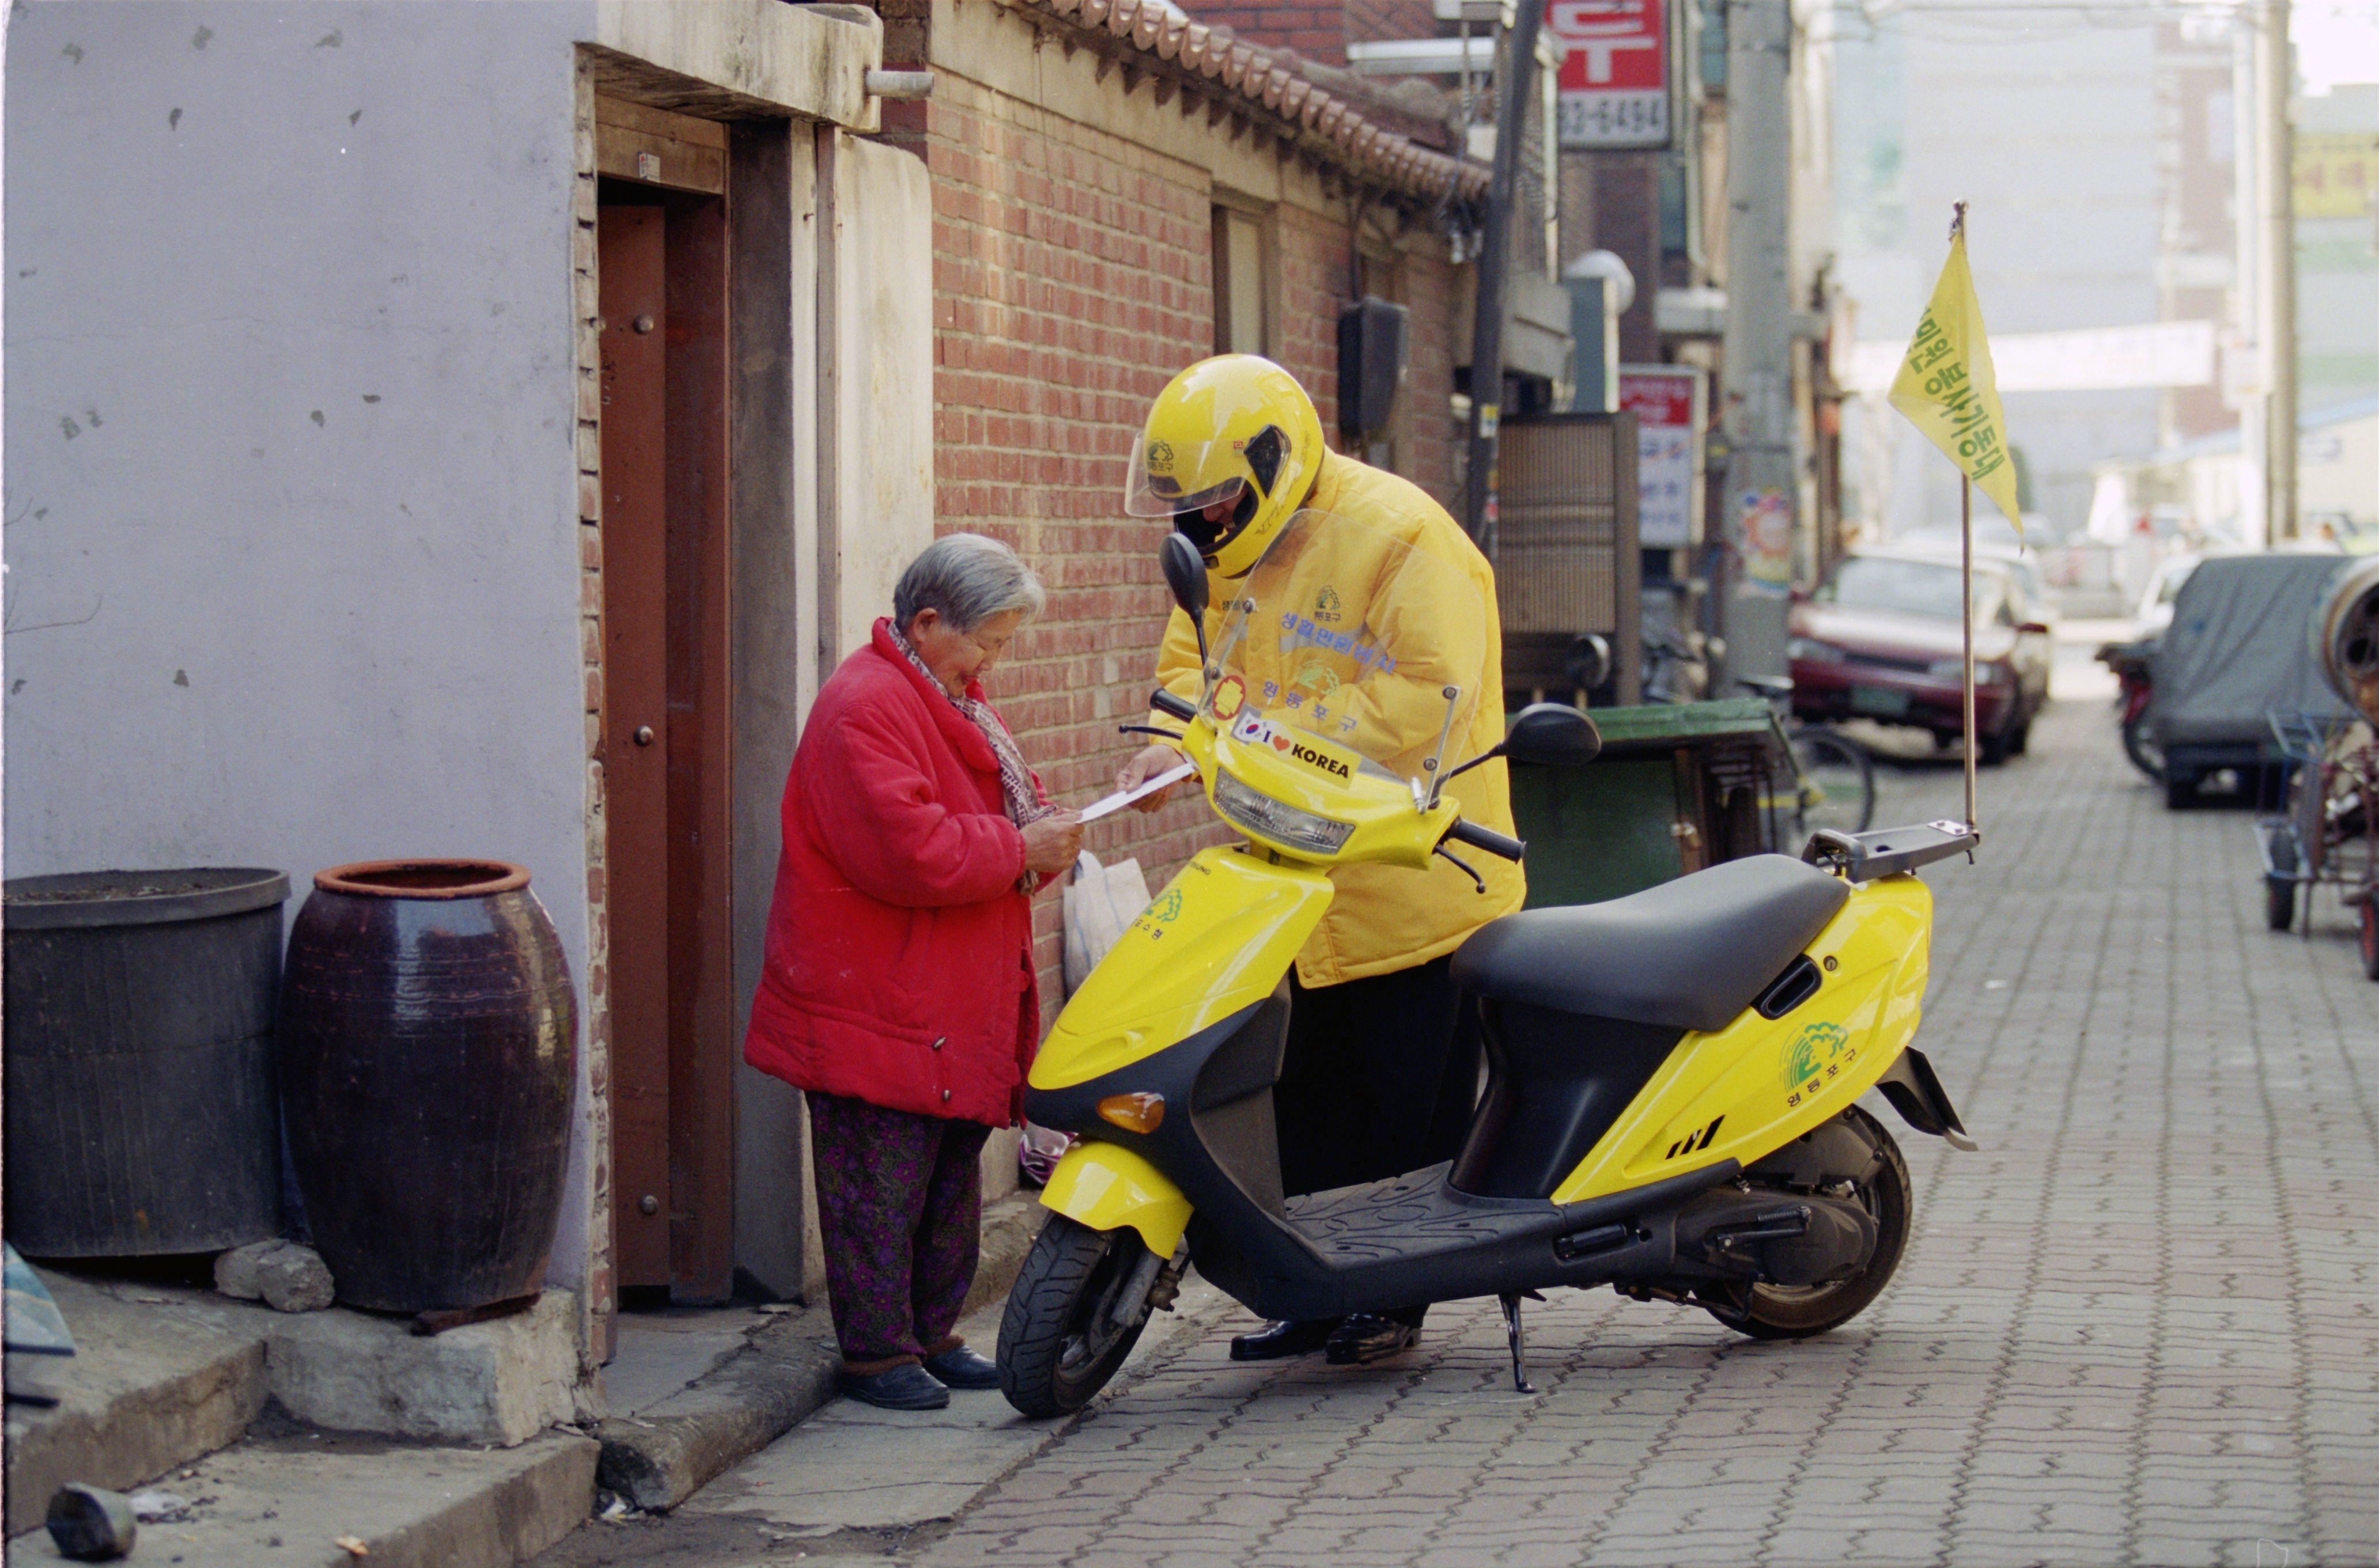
[3,868,290,1256]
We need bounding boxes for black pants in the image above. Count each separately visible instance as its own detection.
[1272,956,1482,1323]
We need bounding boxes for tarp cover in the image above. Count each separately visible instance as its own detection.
[2152,553,2355,747]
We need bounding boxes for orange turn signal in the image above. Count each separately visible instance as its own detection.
[1095,1092,1166,1134]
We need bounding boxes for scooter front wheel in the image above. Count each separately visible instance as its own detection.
[998,1214,1158,1419]
[1704,1105,1913,1340]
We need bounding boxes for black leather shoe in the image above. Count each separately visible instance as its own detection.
[922,1346,1000,1390]
[1228,1317,1338,1361]
[836,1363,950,1410]
[1324,1312,1419,1365]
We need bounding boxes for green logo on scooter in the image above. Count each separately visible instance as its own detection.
[1150,889,1183,923]
[1783,1021,1850,1090]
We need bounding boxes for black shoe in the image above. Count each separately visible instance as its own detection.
[1228,1317,1338,1361]
[922,1346,1000,1390]
[836,1363,950,1410]
[1324,1312,1419,1365]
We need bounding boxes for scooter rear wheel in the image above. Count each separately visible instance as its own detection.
[1704,1105,1913,1340]
[998,1214,1157,1419]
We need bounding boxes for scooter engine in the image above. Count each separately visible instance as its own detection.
[1671,1186,1879,1288]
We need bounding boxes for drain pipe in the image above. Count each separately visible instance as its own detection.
[1460,0,1546,560]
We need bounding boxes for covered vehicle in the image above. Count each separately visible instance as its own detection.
[1788,549,2053,764]
[2151,551,2357,807]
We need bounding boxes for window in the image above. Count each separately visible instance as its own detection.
[1212,204,1272,357]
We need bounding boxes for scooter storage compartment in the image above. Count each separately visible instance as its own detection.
[1449,1003,1684,1199]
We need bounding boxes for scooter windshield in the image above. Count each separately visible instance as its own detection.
[1201,509,1485,785]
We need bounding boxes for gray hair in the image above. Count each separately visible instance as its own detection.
[893,533,1047,632]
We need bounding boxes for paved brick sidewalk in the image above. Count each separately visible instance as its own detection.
[907,700,2376,1568]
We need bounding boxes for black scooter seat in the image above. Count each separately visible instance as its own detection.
[1453,854,1850,1033]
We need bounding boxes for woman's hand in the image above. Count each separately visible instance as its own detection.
[1117,743,1190,813]
[1020,811,1086,876]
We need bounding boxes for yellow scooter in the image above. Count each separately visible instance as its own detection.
[997,514,1977,1418]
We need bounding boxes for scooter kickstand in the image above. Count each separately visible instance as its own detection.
[1498,1291,1537,1395]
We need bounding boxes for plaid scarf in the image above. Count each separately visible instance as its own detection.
[891,625,1056,888]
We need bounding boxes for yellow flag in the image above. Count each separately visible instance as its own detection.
[1888,225,2022,535]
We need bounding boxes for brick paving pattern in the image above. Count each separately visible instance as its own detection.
[911,700,2377,1568]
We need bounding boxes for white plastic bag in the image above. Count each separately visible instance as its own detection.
[1060,850,1152,995]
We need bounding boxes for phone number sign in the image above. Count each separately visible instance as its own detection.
[1549,0,1671,150]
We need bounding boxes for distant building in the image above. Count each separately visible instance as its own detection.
[1830,3,2165,544]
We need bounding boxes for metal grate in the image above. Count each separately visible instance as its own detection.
[1495,412,1642,702]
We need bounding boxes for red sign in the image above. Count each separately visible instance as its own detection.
[1548,0,1670,149]
[1618,372,1693,429]
[1618,365,1703,548]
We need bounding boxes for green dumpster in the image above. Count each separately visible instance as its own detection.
[1508,699,1786,907]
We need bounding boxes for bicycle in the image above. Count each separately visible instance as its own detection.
[1738,675,1878,838]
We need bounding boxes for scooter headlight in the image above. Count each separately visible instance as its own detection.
[1213,770,1355,855]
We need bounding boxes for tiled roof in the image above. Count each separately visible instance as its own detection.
[1012,0,1489,204]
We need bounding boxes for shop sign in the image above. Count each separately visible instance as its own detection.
[1549,0,1671,150]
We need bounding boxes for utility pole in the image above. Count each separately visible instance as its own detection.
[1718,0,1796,684]
[2261,0,2298,542]
[1461,0,1546,558]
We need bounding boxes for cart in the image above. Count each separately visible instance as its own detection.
[2256,711,2379,978]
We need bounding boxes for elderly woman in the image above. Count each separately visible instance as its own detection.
[746,533,1082,1411]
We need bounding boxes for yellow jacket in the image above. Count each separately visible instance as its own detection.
[1152,450,1525,987]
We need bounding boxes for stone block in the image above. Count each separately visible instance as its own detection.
[213,1240,273,1300]
[215,1240,334,1312]
[266,1291,583,1446]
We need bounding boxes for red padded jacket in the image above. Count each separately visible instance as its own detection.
[743,619,1043,1126]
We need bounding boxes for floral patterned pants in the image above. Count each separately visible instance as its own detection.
[807,1092,992,1373]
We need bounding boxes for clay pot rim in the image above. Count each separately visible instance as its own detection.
[313,859,531,899]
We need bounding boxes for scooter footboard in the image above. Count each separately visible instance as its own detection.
[1039,1141,1194,1258]
[1195,1162,1736,1321]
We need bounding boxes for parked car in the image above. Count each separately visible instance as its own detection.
[2151,551,2357,807]
[1885,531,2058,629]
[1788,550,2054,764]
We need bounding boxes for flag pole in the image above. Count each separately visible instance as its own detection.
[1962,472,1977,832]
[1949,199,1979,835]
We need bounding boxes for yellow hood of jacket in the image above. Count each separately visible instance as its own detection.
[1153,450,1525,987]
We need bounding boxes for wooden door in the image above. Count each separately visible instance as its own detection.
[596,117,735,1304]
[599,204,675,1293]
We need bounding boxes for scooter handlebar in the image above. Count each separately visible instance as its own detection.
[1150,688,1198,722]
[1444,819,1525,862]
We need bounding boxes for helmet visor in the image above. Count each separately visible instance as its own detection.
[1125,439,1251,520]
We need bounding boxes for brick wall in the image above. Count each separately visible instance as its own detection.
[1189,2,1349,65]
[1344,0,1438,51]
[570,55,614,1367]
[920,75,1466,1020]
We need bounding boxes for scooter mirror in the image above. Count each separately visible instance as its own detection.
[1439,702,1601,792]
[1503,702,1602,767]
[1159,533,1210,626]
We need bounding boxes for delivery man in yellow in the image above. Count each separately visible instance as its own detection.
[1114,354,1525,1365]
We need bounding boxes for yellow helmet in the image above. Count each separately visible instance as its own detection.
[1125,355,1326,577]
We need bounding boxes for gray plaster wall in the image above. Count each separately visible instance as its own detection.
[5,2,598,1275]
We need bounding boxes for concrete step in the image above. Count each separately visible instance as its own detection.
[674,1276,1228,1540]
[6,1418,597,1568]
[3,1270,270,1537]
[588,1189,1047,1513]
